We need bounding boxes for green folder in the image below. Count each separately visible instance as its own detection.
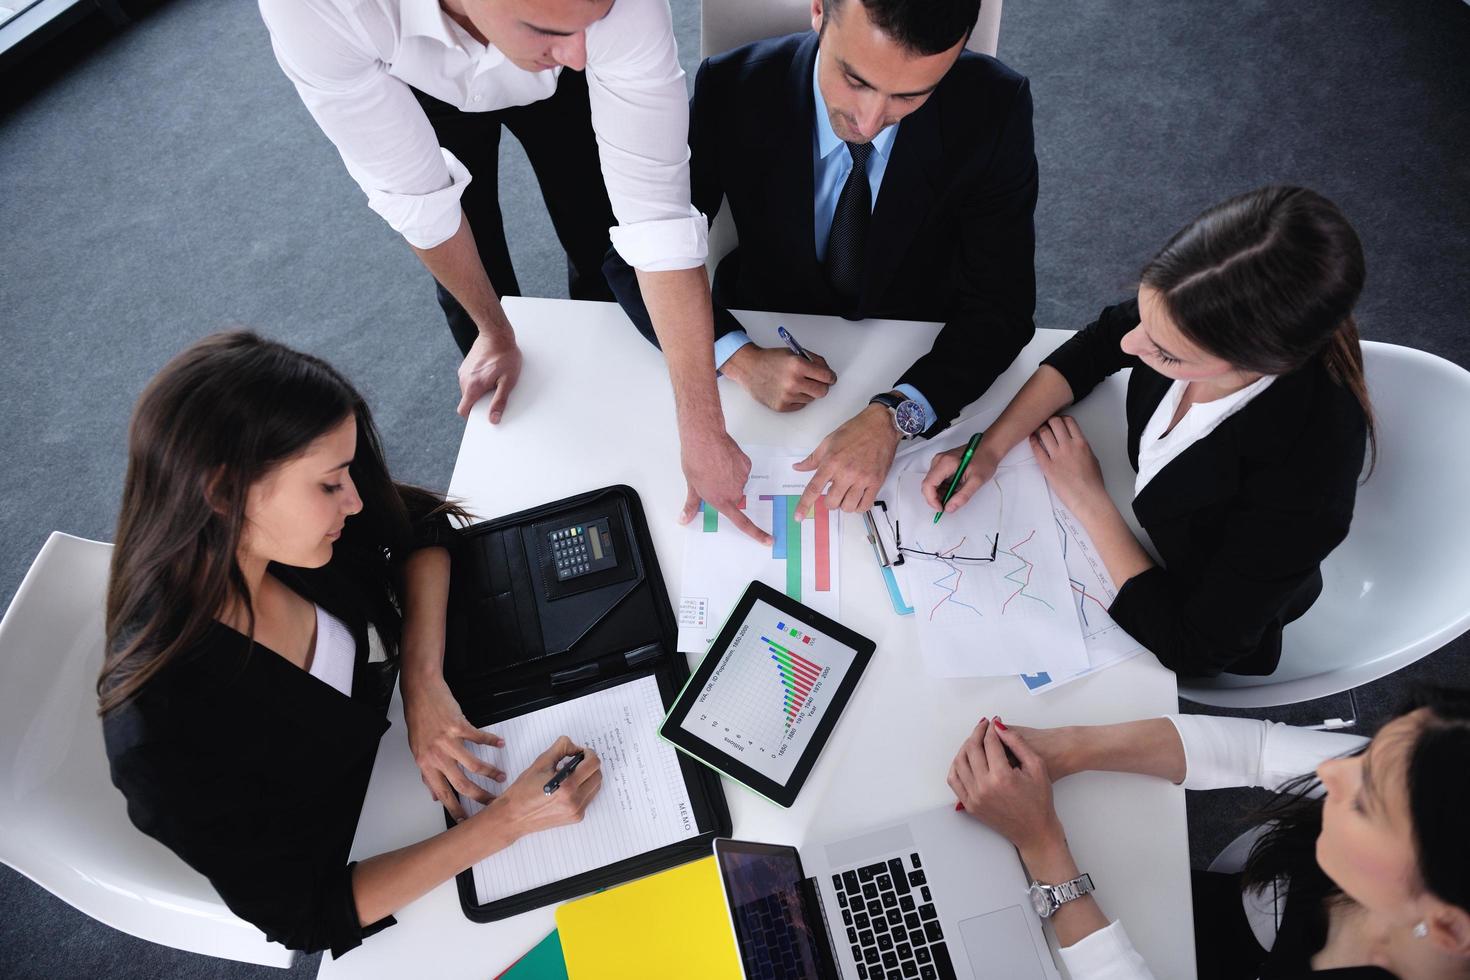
[494,930,567,980]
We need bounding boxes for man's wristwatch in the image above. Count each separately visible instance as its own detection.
[869,391,926,439]
[1028,874,1095,918]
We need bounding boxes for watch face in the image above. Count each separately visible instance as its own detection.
[894,400,926,436]
[1028,884,1053,917]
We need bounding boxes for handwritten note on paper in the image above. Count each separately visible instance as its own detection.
[458,675,697,905]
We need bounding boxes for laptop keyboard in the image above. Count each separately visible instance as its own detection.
[735,889,815,979]
[831,851,957,980]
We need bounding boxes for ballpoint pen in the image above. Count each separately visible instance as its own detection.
[776,325,814,363]
[543,750,586,795]
[934,431,984,524]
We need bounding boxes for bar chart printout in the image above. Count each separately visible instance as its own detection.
[681,599,859,785]
[677,448,841,651]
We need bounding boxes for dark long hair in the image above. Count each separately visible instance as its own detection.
[1240,687,1470,948]
[99,331,450,715]
[1141,186,1376,473]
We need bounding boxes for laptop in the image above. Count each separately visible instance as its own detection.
[712,804,1060,980]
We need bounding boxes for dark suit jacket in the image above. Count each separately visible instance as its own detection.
[604,31,1038,434]
[103,511,456,957]
[1042,299,1368,677]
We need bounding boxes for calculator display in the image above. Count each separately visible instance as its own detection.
[547,518,618,581]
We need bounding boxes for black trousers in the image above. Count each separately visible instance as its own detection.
[413,69,617,356]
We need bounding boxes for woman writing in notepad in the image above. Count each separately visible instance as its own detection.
[99,333,602,956]
[923,186,1373,677]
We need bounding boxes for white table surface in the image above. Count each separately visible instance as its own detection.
[321,297,1197,980]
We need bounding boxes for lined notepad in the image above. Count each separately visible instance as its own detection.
[459,675,698,905]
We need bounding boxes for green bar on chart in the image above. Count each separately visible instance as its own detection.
[784,495,802,601]
[702,501,718,533]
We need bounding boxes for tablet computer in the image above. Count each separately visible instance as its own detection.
[659,581,875,807]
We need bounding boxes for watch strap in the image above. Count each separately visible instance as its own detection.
[1050,873,1094,905]
[868,391,904,411]
[1035,873,1094,917]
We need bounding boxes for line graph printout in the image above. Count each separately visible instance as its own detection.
[678,447,840,652]
[679,598,858,785]
[1018,499,1145,694]
[893,454,1088,678]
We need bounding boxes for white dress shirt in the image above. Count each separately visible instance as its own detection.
[1056,715,1368,980]
[257,0,706,270]
[1134,375,1275,496]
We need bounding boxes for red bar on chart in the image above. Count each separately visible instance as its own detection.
[814,499,831,591]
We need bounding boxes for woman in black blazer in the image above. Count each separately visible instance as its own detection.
[923,186,1374,677]
[99,333,603,956]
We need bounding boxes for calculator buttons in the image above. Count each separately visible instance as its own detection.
[547,519,618,582]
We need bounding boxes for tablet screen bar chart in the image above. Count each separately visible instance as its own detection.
[682,599,859,784]
[766,631,820,726]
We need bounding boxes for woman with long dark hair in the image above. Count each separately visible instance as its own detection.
[923,186,1374,677]
[99,332,602,957]
[946,693,1470,979]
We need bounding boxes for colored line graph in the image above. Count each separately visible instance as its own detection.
[1000,529,1055,614]
[1053,511,1119,633]
[925,535,985,621]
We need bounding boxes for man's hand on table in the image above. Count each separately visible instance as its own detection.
[679,427,774,545]
[793,403,901,519]
[722,344,837,413]
[456,329,523,424]
[403,672,507,821]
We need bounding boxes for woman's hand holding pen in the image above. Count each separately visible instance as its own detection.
[921,444,1000,513]
[489,736,602,841]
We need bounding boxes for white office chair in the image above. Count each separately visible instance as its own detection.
[698,0,1005,271]
[1180,342,1470,709]
[0,532,292,968]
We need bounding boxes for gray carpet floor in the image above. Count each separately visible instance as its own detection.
[1,0,1467,975]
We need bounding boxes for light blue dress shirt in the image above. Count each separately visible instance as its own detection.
[712,52,937,432]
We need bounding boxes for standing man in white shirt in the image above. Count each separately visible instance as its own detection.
[258,0,770,543]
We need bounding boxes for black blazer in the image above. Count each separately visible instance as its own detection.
[604,31,1038,433]
[1042,300,1367,677]
[103,514,455,957]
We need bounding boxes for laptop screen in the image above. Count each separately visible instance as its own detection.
[715,840,840,980]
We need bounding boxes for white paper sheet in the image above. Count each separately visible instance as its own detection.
[458,675,697,905]
[1018,499,1146,694]
[889,437,1089,677]
[677,446,841,651]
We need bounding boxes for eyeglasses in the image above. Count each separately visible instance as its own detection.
[871,500,1000,565]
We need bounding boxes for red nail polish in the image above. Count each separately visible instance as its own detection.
[994,718,1007,731]
[954,801,965,811]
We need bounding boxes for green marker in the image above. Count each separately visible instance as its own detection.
[934,431,984,524]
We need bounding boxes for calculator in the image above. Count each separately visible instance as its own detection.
[546,518,618,581]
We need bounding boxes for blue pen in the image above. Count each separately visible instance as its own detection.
[776,325,814,363]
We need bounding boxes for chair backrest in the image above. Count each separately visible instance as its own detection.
[699,0,1004,270]
[1181,343,1470,708]
[0,532,292,967]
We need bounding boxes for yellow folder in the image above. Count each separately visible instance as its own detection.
[555,857,743,980]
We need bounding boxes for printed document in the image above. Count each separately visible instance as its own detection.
[458,675,697,905]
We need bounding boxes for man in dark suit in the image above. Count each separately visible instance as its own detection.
[604,0,1037,515]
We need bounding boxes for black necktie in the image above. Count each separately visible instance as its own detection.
[824,140,874,311]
